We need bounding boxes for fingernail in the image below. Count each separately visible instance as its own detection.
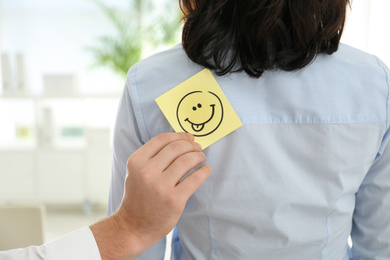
[186,133,194,140]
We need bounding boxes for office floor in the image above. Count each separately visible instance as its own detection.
[45,207,172,259]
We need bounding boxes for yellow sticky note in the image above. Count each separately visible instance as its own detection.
[155,69,242,149]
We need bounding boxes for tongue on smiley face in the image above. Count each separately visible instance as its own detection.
[191,123,205,132]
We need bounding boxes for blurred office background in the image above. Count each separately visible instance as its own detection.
[0,0,389,257]
[0,0,182,255]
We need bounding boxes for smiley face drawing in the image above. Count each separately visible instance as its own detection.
[176,91,224,137]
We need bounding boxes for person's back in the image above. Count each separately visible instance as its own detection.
[108,1,390,259]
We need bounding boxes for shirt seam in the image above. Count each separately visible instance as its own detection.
[128,64,151,142]
[375,56,390,129]
[242,119,387,125]
[208,216,217,260]
[320,209,334,260]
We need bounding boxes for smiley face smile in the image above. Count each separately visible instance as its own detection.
[184,104,215,132]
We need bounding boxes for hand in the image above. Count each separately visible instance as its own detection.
[91,132,211,260]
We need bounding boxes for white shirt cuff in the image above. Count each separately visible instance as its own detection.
[44,226,101,260]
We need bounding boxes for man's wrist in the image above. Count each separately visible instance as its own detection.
[90,215,143,260]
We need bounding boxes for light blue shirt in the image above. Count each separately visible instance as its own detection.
[108,44,390,260]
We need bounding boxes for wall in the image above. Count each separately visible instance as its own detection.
[342,0,390,65]
[0,0,126,95]
[0,0,129,206]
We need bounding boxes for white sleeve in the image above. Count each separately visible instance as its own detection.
[0,227,101,260]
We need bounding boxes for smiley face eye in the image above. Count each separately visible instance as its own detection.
[193,103,202,111]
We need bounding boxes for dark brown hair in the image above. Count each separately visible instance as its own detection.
[180,0,351,78]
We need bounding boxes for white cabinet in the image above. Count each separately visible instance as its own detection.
[0,151,35,200]
[37,150,84,203]
[0,95,119,206]
[85,151,112,204]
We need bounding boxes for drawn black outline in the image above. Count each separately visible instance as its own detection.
[176,90,224,137]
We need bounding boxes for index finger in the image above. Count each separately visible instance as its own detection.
[135,132,194,160]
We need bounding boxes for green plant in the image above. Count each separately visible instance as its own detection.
[86,0,182,78]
